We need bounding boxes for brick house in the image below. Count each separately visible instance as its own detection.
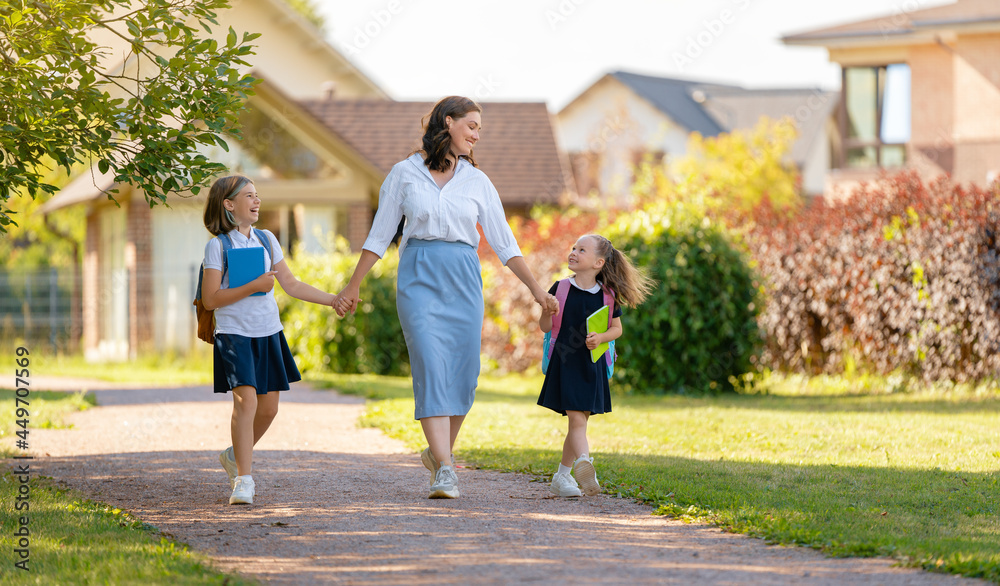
[556,70,837,203]
[40,0,569,361]
[782,0,1000,193]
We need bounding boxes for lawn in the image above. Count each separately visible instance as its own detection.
[0,388,252,583]
[29,349,214,385]
[0,472,255,584]
[309,371,1000,583]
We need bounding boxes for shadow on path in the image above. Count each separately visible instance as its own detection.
[24,381,982,585]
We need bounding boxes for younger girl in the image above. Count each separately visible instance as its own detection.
[201,175,336,505]
[538,234,653,497]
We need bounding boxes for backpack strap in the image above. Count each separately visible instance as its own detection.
[218,232,235,281]
[252,228,274,270]
[544,279,573,364]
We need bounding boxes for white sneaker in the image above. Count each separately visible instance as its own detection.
[550,472,582,497]
[229,475,255,505]
[573,456,600,496]
[420,448,456,485]
[219,447,237,489]
[429,466,460,499]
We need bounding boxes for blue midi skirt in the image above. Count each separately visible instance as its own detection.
[397,239,484,419]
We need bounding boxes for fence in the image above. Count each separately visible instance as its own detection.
[0,268,78,352]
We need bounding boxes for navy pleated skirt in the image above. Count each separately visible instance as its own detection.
[213,331,301,394]
[397,239,484,419]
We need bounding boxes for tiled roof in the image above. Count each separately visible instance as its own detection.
[783,0,1000,44]
[299,99,570,206]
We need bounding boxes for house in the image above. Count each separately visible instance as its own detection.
[556,70,837,203]
[39,0,569,361]
[782,0,1000,192]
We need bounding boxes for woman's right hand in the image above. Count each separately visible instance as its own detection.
[252,271,279,294]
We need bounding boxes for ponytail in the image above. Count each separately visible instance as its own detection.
[588,235,655,308]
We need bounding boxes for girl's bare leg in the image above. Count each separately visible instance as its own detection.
[561,410,591,466]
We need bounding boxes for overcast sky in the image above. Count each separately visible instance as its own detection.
[314,0,951,110]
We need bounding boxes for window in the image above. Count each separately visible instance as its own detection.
[841,64,910,169]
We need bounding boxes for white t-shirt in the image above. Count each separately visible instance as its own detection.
[203,228,284,338]
[362,153,523,265]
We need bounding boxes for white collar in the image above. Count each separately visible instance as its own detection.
[226,228,259,246]
[570,276,601,294]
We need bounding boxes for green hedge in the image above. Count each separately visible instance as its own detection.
[607,203,763,394]
[277,239,409,376]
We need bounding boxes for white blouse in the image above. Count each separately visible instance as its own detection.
[362,153,523,265]
[203,228,284,338]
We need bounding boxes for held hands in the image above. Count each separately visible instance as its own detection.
[536,292,559,316]
[333,286,361,318]
[251,271,278,294]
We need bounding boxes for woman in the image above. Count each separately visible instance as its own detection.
[334,96,558,499]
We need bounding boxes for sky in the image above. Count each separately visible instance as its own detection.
[314,0,952,111]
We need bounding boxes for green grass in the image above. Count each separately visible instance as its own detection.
[1,391,245,583]
[0,471,255,584]
[308,371,1000,583]
[30,349,213,385]
[0,390,96,458]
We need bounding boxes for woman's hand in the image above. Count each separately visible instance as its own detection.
[333,285,361,317]
[535,291,559,316]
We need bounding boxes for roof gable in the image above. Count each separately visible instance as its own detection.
[572,71,835,164]
[610,71,734,136]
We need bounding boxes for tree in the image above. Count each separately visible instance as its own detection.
[0,0,260,233]
[634,116,802,216]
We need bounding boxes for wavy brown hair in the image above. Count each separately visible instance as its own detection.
[587,234,655,309]
[203,175,252,236]
[418,96,482,172]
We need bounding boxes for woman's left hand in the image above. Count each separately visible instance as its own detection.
[534,292,559,315]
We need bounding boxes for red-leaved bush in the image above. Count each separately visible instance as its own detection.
[745,171,1000,381]
[478,208,604,373]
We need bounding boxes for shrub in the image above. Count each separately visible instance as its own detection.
[277,238,409,376]
[747,171,1000,381]
[607,201,764,394]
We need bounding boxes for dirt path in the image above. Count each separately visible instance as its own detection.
[17,381,980,584]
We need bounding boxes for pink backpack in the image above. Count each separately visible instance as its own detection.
[542,279,616,378]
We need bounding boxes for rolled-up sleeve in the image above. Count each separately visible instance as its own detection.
[362,164,405,258]
[478,176,522,266]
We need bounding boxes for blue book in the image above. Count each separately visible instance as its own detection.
[226,247,267,297]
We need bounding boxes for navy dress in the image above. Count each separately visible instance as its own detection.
[538,281,622,416]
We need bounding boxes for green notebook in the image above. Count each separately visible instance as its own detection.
[586,305,610,363]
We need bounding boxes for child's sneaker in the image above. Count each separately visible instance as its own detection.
[428,466,460,499]
[573,455,600,496]
[229,475,254,505]
[550,472,582,497]
[219,447,237,489]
